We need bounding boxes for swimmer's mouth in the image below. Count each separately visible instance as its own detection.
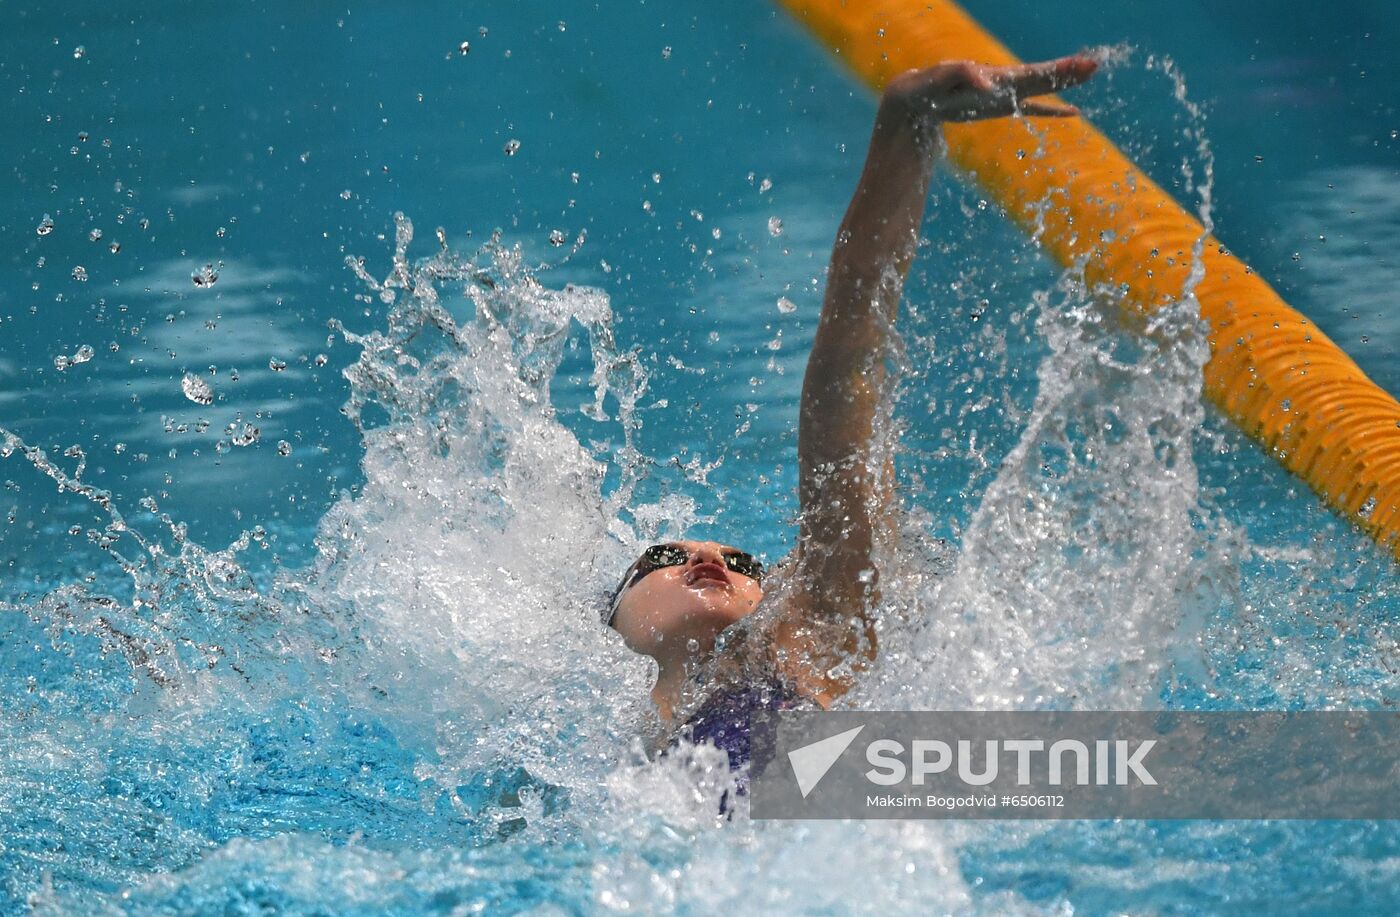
[686,563,730,586]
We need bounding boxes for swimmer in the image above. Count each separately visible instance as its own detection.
[606,55,1100,763]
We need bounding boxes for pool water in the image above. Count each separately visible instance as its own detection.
[2,0,1397,913]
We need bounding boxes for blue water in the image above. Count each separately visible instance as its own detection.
[2,0,1398,913]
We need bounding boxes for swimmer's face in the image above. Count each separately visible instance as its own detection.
[609,540,764,660]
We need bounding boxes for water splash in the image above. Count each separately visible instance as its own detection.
[0,214,668,909]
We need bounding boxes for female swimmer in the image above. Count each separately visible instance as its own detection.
[605,54,1100,764]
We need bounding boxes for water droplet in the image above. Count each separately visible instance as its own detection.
[548,229,567,247]
[503,138,521,156]
[36,214,54,236]
[1360,335,1370,344]
[191,263,219,288]
[570,171,580,184]
[72,45,85,59]
[685,638,699,652]
[478,26,489,37]
[229,423,260,447]
[53,344,95,372]
[216,226,226,238]
[181,373,214,405]
[759,177,773,193]
[777,296,797,314]
[314,353,328,367]
[339,189,353,200]
[77,131,88,143]
[458,40,471,55]
[88,227,103,242]
[277,440,292,457]
[1291,252,1301,262]
[662,46,672,59]
[268,358,287,372]
[557,20,566,31]
[711,227,721,240]
[1358,496,1377,519]
[651,171,662,184]
[71,265,88,282]
[767,216,784,237]
[1253,155,1264,163]
[1280,399,1291,413]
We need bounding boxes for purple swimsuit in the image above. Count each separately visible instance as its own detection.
[672,676,805,776]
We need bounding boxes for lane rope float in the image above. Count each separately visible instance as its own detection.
[778,0,1400,558]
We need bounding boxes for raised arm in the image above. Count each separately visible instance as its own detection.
[774,56,1098,701]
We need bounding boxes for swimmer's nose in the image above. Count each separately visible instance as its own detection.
[688,543,726,568]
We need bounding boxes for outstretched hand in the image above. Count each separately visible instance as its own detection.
[884,54,1098,126]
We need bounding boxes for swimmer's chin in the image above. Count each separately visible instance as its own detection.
[671,602,749,635]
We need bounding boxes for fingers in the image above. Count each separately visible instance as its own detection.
[1018,100,1080,118]
[893,55,1091,125]
[998,55,1098,99]
[964,65,996,94]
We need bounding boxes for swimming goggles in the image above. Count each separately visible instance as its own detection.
[605,543,764,625]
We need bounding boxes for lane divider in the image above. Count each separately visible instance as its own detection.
[778,0,1400,557]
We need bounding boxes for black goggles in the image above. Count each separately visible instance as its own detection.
[605,543,764,624]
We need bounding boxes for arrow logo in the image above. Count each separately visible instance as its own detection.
[787,725,865,798]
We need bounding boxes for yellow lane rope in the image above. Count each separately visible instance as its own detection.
[779,0,1400,557]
